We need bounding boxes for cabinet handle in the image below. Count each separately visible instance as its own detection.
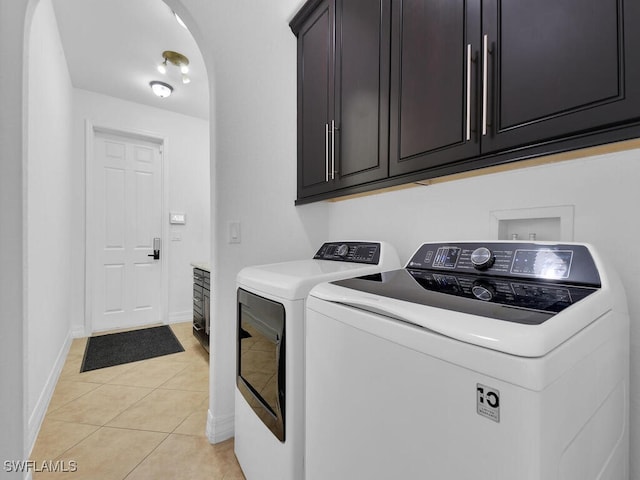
[482,34,489,136]
[466,43,472,141]
[325,123,330,182]
[331,120,336,180]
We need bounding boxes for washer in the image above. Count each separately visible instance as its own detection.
[305,241,629,480]
[235,241,400,480]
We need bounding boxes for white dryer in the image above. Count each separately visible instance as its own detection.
[305,241,629,480]
[235,241,400,480]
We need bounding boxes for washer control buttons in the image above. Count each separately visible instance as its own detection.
[470,247,495,270]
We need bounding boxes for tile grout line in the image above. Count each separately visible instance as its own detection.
[114,428,173,480]
[44,380,103,416]
[34,424,101,465]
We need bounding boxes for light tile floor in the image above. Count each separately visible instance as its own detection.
[30,322,246,480]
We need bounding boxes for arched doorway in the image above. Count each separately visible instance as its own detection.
[21,0,216,460]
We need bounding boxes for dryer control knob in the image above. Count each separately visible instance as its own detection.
[470,247,495,270]
[336,244,349,257]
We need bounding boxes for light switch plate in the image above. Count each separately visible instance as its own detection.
[170,212,186,224]
[228,221,241,244]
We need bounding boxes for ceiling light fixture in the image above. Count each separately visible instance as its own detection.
[157,50,191,84]
[150,80,173,98]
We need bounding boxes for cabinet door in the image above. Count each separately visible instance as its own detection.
[296,0,335,198]
[389,0,481,177]
[332,0,391,188]
[482,0,640,153]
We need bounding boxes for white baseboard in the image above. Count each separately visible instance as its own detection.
[71,325,87,338]
[206,409,235,444]
[26,330,73,457]
[168,310,192,324]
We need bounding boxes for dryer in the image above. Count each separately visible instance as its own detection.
[305,241,629,480]
[235,241,400,480]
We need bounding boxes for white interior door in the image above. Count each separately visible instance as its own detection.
[91,131,163,332]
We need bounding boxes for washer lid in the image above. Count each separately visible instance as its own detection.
[333,269,598,325]
[313,269,607,357]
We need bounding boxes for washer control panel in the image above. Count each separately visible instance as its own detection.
[406,242,600,286]
[314,242,381,264]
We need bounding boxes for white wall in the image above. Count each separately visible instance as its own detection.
[0,0,29,467]
[71,89,210,332]
[26,0,75,453]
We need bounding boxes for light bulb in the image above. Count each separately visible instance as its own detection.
[182,74,191,84]
[150,81,173,98]
[157,61,167,75]
[180,64,189,74]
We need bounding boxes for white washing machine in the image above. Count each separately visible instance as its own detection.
[235,241,400,480]
[305,241,629,480]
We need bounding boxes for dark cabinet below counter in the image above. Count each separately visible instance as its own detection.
[193,267,210,353]
[291,0,640,204]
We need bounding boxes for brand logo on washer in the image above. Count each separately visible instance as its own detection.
[476,384,500,422]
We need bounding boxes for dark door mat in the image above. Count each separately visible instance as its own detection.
[80,325,185,372]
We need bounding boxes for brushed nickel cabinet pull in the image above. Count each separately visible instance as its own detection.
[466,43,472,141]
[482,34,489,136]
[331,120,336,180]
[325,122,330,182]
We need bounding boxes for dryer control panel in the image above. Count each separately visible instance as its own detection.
[314,242,381,264]
[406,242,600,287]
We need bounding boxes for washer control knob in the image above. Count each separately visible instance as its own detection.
[470,247,494,270]
[336,244,349,257]
[472,281,496,302]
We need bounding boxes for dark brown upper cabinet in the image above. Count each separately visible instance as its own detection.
[291,0,334,199]
[483,0,640,152]
[389,0,481,177]
[390,0,640,176]
[291,0,391,201]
